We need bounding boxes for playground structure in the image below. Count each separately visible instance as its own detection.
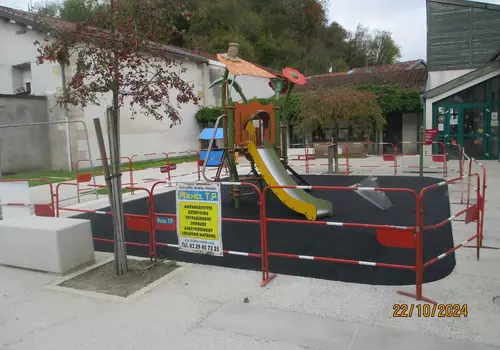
[201,43,333,220]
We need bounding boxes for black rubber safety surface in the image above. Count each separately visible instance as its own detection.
[75,175,455,286]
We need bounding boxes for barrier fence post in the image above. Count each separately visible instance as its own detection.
[327,144,333,174]
[128,156,135,195]
[393,144,398,176]
[419,126,424,178]
[260,186,276,286]
[345,143,350,175]
[443,143,448,177]
[415,195,423,300]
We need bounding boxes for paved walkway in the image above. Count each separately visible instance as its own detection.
[1,159,499,349]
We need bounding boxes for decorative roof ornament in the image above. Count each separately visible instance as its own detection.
[282,67,306,86]
[223,43,241,62]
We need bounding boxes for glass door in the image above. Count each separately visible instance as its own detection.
[434,105,460,157]
[433,104,490,159]
[489,105,500,160]
[461,106,488,159]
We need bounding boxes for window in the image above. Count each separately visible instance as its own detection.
[492,76,500,102]
[12,62,32,95]
[438,80,487,104]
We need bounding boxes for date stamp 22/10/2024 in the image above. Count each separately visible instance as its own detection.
[393,304,468,318]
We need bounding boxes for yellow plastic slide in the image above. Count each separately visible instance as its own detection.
[248,140,333,221]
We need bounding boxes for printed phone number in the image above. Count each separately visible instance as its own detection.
[180,242,220,252]
[393,304,468,317]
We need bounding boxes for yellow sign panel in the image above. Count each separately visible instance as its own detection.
[176,183,223,256]
[178,202,219,240]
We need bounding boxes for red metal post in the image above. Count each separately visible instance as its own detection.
[345,143,350,175]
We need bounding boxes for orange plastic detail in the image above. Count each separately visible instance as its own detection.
[376,227,415,248]
[234,101,276,148]
[125,216,150,233]
[465,205,479,224]
[216,54,276,78]
[432,155,445,162]
[34,204,54,217]
[77,173,93,183]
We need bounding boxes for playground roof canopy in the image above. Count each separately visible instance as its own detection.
[217,54,276,79]
[199,128,224,140]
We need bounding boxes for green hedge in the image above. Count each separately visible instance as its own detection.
[195,85,421,124]
[195,106,224,124]
[195,94,303,124]
[354,84,422,114]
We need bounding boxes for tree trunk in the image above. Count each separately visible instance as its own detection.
[107,103,128,275]
[334,122,339,173]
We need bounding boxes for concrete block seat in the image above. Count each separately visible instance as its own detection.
[0,216,95,274]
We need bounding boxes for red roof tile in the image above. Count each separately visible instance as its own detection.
[298,69,428,92]
[352,60,426,74]
[312,60,426,79]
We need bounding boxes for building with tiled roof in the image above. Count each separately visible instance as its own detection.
[0,5,210,64]
[293,60,428,153]
[0,5,275,172]
[299,69,428,93]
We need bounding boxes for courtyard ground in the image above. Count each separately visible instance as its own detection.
[1,158,499,350]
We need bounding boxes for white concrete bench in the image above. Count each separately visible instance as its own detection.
[0,216,95,274]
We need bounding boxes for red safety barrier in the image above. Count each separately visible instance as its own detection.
[260,177,488,303]
[462,157,499,254]
[75,156,133,202]
[0,178,55,217]
[443,143,465,177]
[259,184,420,288]
[344,142,397,175]
[397,174,482,304]
[288,142,314,174]
[395,141,448,177]
[150,181,264,272]
[55,182,156,258]
[129,152,169,190]
[165,150,201,181]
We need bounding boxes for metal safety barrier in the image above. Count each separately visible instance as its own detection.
[75,156,133,202]
[55,182,157,258]
[397,174,483,304]
[47,150,494,303]
[395,141,448,177]
[259,184,419,288]
[259,178,486,304]
[0,178,55,218]
[165,150,201,181]
[149,181,265,277]
[288,142,315,174]
[129,152,169,191]
[344,142,398,175]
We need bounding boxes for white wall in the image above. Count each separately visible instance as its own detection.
[206,60,275,106]
[68,58,205,164]
[427,69,473,91]
[0,20,207,168]
[0,20,60,95]
[402,113,418,154]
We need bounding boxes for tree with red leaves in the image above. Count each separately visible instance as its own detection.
[295,87,384,136]
[294,87,385,171]
[34,0,199,274]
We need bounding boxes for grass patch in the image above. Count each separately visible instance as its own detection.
[95,187,131,195]
[3,155,197,187]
